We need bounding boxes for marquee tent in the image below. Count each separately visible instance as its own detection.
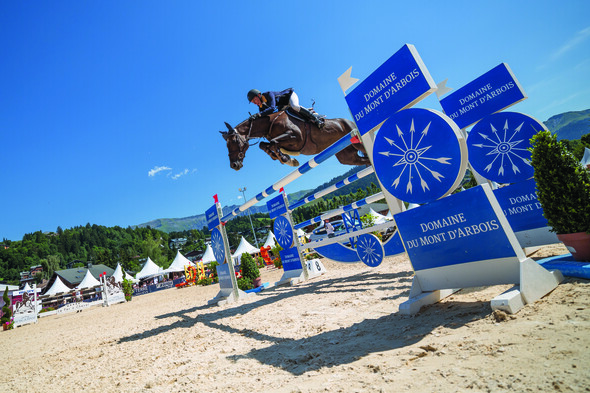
[165,251,194,273]
[367,207,392,225]
[112,263,123,283]
[43,276,72,296]
[23,283,32,291]
[581,147,590,168]
[125,272,138,283]
[262,231,276,248]
[76,269,101,290]
[135,257,162,280]
[232,236,259,264]
[200,244,216,264]
[297,228,308,240]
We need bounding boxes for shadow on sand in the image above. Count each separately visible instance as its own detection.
[117,268,491,375]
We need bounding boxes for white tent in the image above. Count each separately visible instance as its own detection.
[136,257,161,280]
[367,207,391,224]
[581,147,590,168]
[76,270,101,290]
[296,228,308,240]
[232,236,259,264]
[262,231,276,248]
[112,263,139,283]
[200,244,216,264]
[124,271,139,283]
[112,263,123,283]
[165,251,194,273]
[43,276,72,296]
[23,283,32,291]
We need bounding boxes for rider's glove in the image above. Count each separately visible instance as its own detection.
[250,113,261,120]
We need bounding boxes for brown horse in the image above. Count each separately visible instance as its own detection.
[221,110,370,170]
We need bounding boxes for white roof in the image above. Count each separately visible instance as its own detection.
[581,147,590,167]
[0,284,19,293]
[124,271,139,283]
[43,276,72,296]
[23,283,32,291]
[232,236,259,260]
[262,231,276,248]
[200,244,216,263]
[76,270,102,290]
[112,263,123,283]
[136,257,161,280]
[368,207,392,224]
[165,251,194,273]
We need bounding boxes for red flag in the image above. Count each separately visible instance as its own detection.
[280,187,284,193]
[213,194,219,203]
[350,135,361,144]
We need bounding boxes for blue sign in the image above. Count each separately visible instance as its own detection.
[372,108,468,204]
[345,44,436,135]
[211,228,225,263]
[206,204,220,231]
[216,263,233,291]
[439,63,526,129]
[273,215,294,249]
[356,233,384,267]
[493,178,548,232]
[267,194,287,219]
[467,112,544,183]
[394,185,516,271]
[279,247,302,272]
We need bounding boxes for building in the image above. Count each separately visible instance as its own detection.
[44,263,115,292]
[19,265,43,286]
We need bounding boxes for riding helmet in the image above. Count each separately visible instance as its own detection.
[247,89,261,102]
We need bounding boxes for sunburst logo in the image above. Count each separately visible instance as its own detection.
[378,118,452,193]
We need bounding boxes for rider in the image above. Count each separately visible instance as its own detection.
[247,88,325,128]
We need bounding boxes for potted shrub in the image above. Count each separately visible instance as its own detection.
[122,278,134,302]
[240,253,261,288]
[530,130,590,261]
[1,287,13,331]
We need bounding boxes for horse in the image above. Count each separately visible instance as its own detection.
[14,292,34,313]
[220,110,370,170]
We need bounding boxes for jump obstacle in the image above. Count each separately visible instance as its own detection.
[208,44,563,314]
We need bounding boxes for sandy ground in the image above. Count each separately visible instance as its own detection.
[1,243,589,393]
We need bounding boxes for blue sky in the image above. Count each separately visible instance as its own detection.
[1,1,589,241]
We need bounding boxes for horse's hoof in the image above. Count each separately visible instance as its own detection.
[286,159,300,167]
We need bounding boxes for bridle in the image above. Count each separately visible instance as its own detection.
[227,118,260,160]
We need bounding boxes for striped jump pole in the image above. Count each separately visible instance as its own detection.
[288,166,375,211]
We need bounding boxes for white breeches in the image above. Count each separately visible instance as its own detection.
[289,92,301,112]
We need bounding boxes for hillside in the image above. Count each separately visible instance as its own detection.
[544,108,590,140]
[135,192,313,233]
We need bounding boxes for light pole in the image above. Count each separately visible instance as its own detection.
[239,187,259,248]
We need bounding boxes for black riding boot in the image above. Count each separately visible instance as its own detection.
[299,107,325,129]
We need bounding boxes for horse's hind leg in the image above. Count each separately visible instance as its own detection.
[335,145,371,166]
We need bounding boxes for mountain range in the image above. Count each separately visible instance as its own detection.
[137,108,590,234]
[543,108,590,140]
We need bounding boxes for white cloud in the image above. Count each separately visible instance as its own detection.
[148,166,172,177]
[171,169,189,180]
[550,26,590,61]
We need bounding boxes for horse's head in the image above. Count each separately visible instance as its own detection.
[220,122,249,171]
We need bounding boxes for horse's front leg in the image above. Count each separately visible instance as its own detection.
[259,142,280,161]
[267,131,300,166]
